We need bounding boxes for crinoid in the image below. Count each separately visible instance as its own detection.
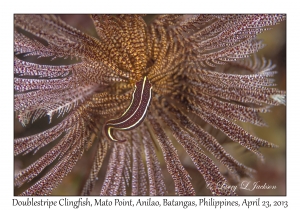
[14,14,286,195]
